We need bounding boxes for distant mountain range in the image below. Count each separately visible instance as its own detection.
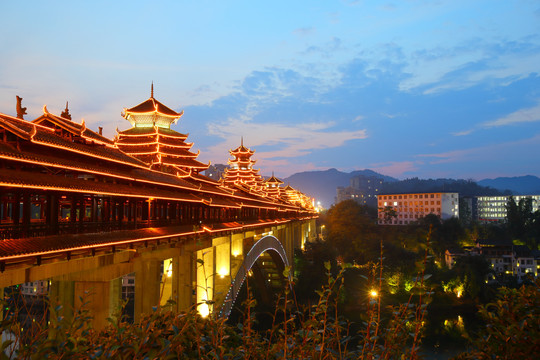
[282,168,396,208]
[282,169,540,208]
[478,175,540,195]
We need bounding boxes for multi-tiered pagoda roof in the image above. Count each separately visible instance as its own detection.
[264,173,284,198]
[221,139,264,191]
[115,89,208,176]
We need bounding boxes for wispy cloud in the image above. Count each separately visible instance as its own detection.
[303,37,343,58]
[482,102,540,127]
[400,38,540,93]
[205,117,367,165]
[452,129,474,136]
[380,112,401,119]
[451,101,540,136]
[418,134,540,165]
[293,27,315,37]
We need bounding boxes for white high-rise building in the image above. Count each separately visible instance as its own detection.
[476,195,540,222]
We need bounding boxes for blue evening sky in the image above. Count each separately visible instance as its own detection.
[1,0,539,180]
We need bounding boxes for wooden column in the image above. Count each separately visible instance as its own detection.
[127,200,133,222]
[133,258,161,323]
[69,194,77,224]
[172,250,193,312]
[21,191,31,226]
[48,193,59,234]
[117,198,125,225]
[12,191,20,225]
[142,200,149,221]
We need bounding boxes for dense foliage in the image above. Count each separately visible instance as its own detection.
[1,262,428,359]
[506,196,540,250]
[456,281,540,359]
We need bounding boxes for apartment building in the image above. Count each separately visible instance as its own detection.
[377,192,459,225]
[476,195,540,222]
[336,175,383,207]
[446,240,539,282]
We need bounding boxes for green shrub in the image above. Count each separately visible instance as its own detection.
[455,280,540,360]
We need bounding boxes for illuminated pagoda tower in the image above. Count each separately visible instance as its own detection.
[264,172,284,198]
[280,184,314,209]
[281,184,301,204]
[221,138,264,191]
[115,85,208,176]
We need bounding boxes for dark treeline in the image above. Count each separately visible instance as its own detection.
[381,177,507,196]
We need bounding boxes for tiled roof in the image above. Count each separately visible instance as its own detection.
[115,135,192,148]
[0,168,202,203]
[125,97,182,117]
[0,111,315,221]
[200,195,241,208]
[0,140,208,193]
[118,127,189,139]
[33,112,114,145]
[1,114,143,168]
[160,157,209,169]
[266,175,284,184]
[0,225,196,259]
[230,144,253,155]
[123,145,199,159]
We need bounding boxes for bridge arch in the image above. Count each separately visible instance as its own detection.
[218,235,290,319]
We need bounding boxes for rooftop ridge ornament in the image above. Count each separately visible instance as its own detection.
[151,82,154,98]
[61,101,72,120]
[30,123,37,140]
[16,96,27,119]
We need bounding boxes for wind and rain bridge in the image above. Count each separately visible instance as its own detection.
[0,91,317,328]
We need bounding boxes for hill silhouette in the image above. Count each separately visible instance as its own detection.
[478,175,540,195]
[282,170,540,208]
[283,168,396,208]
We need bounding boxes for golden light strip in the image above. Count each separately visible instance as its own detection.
[117,141,191,149]
[2,124,312,210]
[0,154,200,193]
[31,138,149,170]
[161,161,207,168]
[37,114,116,148]
[125,110,180,119]
[0,158,278,205]
[127,149,198,158]
[0,182,203,204]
